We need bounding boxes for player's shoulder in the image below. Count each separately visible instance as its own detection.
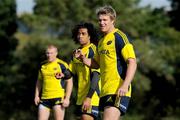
[89,43,97,51]
[40,60,48,66]
[114,29,126,35]
[111,29,127,39]
[57,58,68,67]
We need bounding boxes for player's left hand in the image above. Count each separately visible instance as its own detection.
[62,98,70,108]
[117,84,129,97]
[82,97,91,111]
[73,49,82,58]
[73,49,85,61]
[55,72,64,79]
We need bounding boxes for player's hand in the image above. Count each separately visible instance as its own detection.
[73,49,81,58]
[55,72,64,79]
[82,97,91,111]
[117,84,129,97]
[34,96,40,106]
[62,98,70,108]
[73,49,85,60]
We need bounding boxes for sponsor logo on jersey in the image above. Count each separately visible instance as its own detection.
[107,40,112,45]
[99,50,110,55]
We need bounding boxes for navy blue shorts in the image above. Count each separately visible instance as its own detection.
[39,98,63,109]
[99,95,130,115]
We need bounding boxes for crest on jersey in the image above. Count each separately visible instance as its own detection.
[54,67,58,70]
[107,40,112,45]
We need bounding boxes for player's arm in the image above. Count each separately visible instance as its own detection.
[118,43,137,96]
[61,66,73,107]
[82,71,100,110]
[82,56,99,69]
[87,71,100,98]
[63,69,72,79]
[34,79,42,106]
[74,49,100,69]
[118,58,137,96]
[63,77,73,107]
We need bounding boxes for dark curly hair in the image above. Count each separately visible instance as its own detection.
[72,22,99,45]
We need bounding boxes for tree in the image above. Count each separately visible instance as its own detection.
[0,0,17,62]
[0,0,19,119]
[169,0,180,31]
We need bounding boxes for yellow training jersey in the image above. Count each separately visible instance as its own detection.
[69,43,100,106]
[95,29,136,97]
[38,58,69,99]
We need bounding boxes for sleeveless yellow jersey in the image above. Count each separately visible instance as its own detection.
[38,58,69,99]
[69,43,100,106]
[95,29,136,97]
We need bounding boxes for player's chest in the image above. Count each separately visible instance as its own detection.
[98,39,115,55]
[41,64,61,75]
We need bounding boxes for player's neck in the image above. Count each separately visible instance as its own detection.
[104,26,115,35]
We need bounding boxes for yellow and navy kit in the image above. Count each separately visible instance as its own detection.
[39,98,63,109]
[38,58,69,99]
[95,28,136,97]
[69,43,100,106]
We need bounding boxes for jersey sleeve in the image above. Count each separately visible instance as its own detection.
[88,45,100,72]
[121,43,136,61]
[93,49,100,65]
[86,71,100,98]
[69,60,76,75]
[37,70,42,81]
[57,59,72,80]
[63,62,69,69]
[89,44,99,65]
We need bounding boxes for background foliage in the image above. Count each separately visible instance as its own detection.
[0,0,179,119]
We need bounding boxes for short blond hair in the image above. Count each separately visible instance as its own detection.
[46,44,58,52]
[96,5,116,20]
